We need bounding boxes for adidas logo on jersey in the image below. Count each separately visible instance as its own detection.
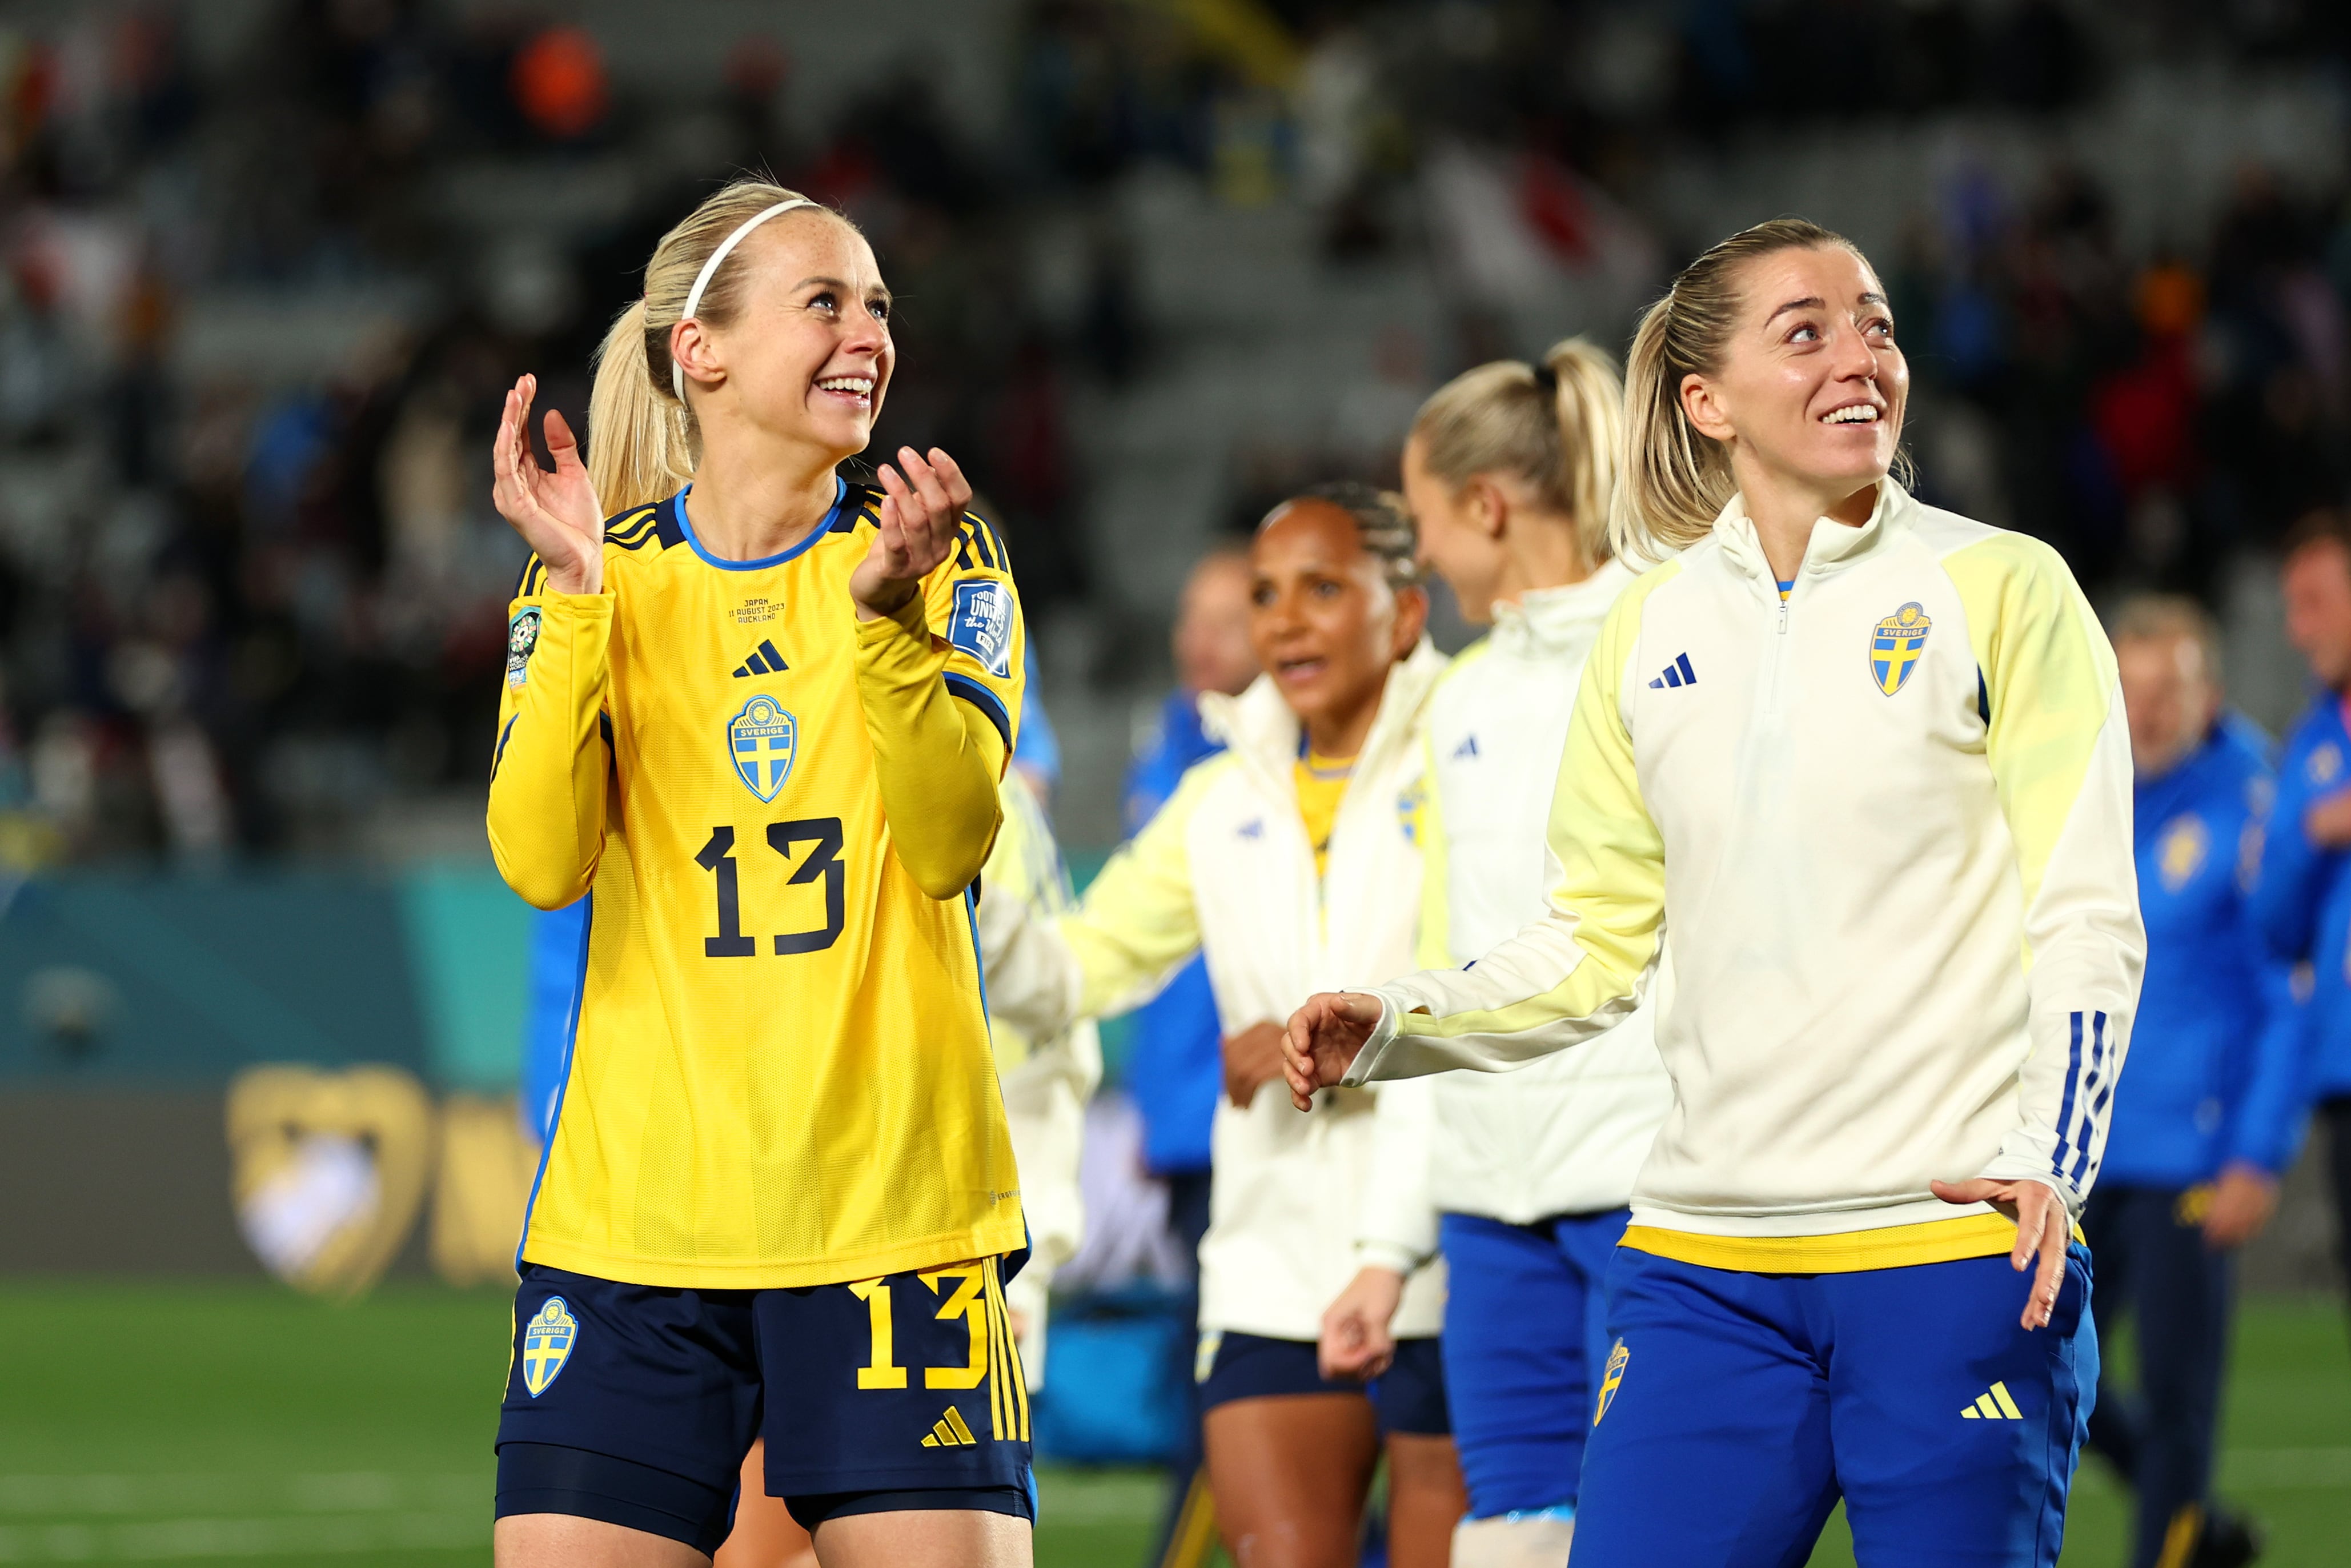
[921,1407,980,1447]
[1648,653,1698,689]
[1451,734,1480,760]
[1960,1381,2025,1420]
[732,639,790,678]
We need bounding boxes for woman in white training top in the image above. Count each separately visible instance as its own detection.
[1316,338,1672,1568]
[1007,486,1467,1567]
[1285,218,2143,1568]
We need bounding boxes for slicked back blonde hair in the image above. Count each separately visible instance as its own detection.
[587,178,856,514]
[1614,217,1911,562]
[1411,336,1624,568]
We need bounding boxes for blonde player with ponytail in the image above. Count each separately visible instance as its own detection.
[1286,220,2142,1566]
[484,180,1034,1568]
[1315,338,1672,1568]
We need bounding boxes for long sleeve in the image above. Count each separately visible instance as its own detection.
[1945,536,2147,1212]
[1343,577,1672,1085]
[974,772,1103,1333]
[1055,760,1216,1020]
[1352,733,1450,1274]
[2252,720,2336,960]
[2230,955,2310,1175]
[852,594,1009,900]
[1413,729,1455,972]
[487,584,613,911]
[1355,1076,1439,1273]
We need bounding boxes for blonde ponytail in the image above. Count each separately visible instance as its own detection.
[1611,216,1911,563]
[587,299,691,514]
[1409,335,1625,568]
[584,178,852,515]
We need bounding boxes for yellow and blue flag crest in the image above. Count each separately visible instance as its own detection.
[521,1296,579,1397]
[728,693,799,802]
[1869,601,1933,695]
[1594,1338,1629,1426]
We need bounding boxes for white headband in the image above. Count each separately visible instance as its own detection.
[671,198,820,402]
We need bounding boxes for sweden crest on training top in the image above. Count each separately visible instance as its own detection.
[521,1296,578,1397]
[949,579,1015,678]
[1869,601,1932,695]
[728,694,799,802]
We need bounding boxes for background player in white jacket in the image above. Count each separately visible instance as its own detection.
[1284,219,2144,1568]
[1006,487,1468,1568]
[1316,339,1671,1568]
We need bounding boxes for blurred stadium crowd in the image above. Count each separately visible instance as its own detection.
[0,0,2348,865]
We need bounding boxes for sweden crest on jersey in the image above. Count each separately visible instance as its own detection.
[521,1296,578,1397]
[728,694,799,802]
[1869,601,1932,695]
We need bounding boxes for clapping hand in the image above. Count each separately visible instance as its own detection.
[491,374,604,596]
[852,446,972,620]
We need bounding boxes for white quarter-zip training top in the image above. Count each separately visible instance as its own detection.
[1343,485,2144,1270]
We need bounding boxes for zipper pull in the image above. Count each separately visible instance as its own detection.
[1778,596,1790,635]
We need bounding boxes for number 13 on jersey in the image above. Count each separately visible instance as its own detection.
[694,817,846,958]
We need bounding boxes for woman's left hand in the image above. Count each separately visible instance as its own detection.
[1931,1176,2071,1330]
[1222,1021,1289,1109]
[851,446,971,620]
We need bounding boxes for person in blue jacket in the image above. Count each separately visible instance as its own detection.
[2100,596,2304,1568]
[2256,510,2351,1348]
[1126,542,1257,1568]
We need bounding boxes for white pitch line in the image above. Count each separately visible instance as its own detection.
[0,1477,480,1518]
[2216,1446,2351,1490]
[0,1511,483,1562]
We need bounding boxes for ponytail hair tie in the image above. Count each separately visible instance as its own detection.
[1531,362,1560,394]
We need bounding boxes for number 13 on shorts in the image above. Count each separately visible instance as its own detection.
[843,1258,1029,1441]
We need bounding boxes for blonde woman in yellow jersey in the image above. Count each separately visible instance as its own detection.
[1285,220,2143,1567]
[485,181,1033,1568]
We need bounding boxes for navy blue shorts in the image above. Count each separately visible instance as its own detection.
[495,1259,1034,1554]
[1195,1330,1450,1436]
[1441,1208,1630,1518]
[1576,1241,2096,1567]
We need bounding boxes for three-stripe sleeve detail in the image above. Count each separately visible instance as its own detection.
[2051,1009,2111,1187]
[2068,1012,2112,1188]
[2051,1011,2084,1181]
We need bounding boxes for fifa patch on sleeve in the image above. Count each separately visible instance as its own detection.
[506,608,541,689]
[948,579,1014,679]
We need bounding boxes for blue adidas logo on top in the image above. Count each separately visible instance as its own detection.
[1649,653,1698,689]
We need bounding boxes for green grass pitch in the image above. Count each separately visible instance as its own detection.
[0,1281,2340,1565]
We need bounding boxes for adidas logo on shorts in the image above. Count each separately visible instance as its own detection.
[921,1407,979,1447]
[1960,1381,2024,1420]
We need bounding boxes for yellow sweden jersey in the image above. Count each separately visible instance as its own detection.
[493,479,1027,1288]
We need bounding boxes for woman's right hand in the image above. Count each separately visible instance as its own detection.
[493,374,605,596]
[1281,992,1384,1110]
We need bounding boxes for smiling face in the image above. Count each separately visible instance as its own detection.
[1402,432,1506,625]
[672,212,894,462]
[1248,499,1424,746]
[1679,244,1908,513]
